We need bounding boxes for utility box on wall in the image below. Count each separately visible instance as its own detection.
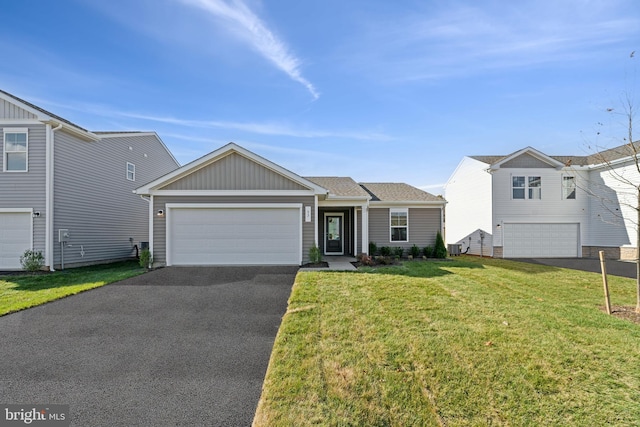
[59,229,70,243]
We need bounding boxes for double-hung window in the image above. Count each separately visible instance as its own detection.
[562,176,576,199]
[528,176,541,199]
[126,162,135,181]
[390,208,408,242]
[512,175,542,199]
[3,128,28,172]
[512,176,525,199]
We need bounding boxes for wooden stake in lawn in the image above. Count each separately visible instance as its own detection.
[599,251,612,315]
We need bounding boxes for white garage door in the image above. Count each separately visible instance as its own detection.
[167,205,301,266]
[503,223,579,258]
[0,211,32,269]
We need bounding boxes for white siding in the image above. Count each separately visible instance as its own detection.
[444,157,493,244]
[455,229,493,257]
[586,161,640,248]
[491,166,589,254]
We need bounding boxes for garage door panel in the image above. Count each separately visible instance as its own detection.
[0,212,32,269]
[168,207,301,266]
[503,223,578,258]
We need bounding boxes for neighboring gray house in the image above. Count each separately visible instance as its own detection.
[135,143,445,266]
[0,90,179,270]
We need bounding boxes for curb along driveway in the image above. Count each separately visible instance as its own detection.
[0,266,297,426]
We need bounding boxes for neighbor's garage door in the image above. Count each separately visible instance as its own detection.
[0,211,32,269]
[503,223,579,258]
[167,205,301,265]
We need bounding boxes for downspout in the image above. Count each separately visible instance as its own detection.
[45,122,63,271]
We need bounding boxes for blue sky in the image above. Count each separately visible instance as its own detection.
[2,0,638,194]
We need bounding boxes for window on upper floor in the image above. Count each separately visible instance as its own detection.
[528,176,541,199]
[126,162,135,181]
[563,176,576,199]
[3,128,28,172]
[390,208,408,242]
[512,175,542,199]
[512,176,525,199]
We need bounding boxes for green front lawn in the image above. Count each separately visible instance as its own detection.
[255,256,640,426]
[0,261,146,316]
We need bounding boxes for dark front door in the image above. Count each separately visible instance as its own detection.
[325,214,343,255]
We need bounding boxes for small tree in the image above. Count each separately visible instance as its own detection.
[579,52,640,313]
[434,232,447,258]
[139,248,152,269]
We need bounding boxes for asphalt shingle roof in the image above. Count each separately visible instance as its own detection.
[359,182,442,202]
[0,89,89,132]
[305,177,370,198]
[470,142,640,167]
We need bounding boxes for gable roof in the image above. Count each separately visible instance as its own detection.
[487,146,566,169]
[469,142,640,169]
[359,183,443,203]
[135,142,327,195]
[305,177,370,199]
[0,89,99,141]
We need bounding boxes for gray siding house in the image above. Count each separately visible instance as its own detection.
[0,90,179,270]
[135,143,445,266]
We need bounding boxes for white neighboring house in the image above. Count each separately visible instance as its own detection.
[445,145,640,260]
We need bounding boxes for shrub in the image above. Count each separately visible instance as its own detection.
[369,241,378,256]
[380,246,392,256]
[139,248,153,269]
[357,253,374,266]
[20,250,44,272]
[410,244,421,258]
[393,247,404,258]
[423,246,433,258]
[378,256,395,265]
[309,244,322,264]
[434,232,447,258]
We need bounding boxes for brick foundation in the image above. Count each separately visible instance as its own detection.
[582,246,638,261]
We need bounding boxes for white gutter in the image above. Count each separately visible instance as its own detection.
[45,122,63,271]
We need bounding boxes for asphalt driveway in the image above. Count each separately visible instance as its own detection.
[512,258,636,278]
[0,266,297,426]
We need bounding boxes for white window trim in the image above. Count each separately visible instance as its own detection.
[511,175,542,200]
[389,208,409,242]
[126,162,135,181]
[562,175,576,200]
[3,128,28,172]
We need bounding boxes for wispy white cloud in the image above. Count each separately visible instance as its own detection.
[178,0,319,99]
[112,110,392,140]
[347,1,640,82]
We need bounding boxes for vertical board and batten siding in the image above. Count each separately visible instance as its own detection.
[586,161,639,248]
[368,207,441,251]
[152,195,316,265]
[160,153,308,191]
[490,166,589,252]
[53,132,178,268]
[0,99,37,120]
[0,125,47,254]
[444,157,493,245]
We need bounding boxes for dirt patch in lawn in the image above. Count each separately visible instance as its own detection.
[606,306,640,324]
